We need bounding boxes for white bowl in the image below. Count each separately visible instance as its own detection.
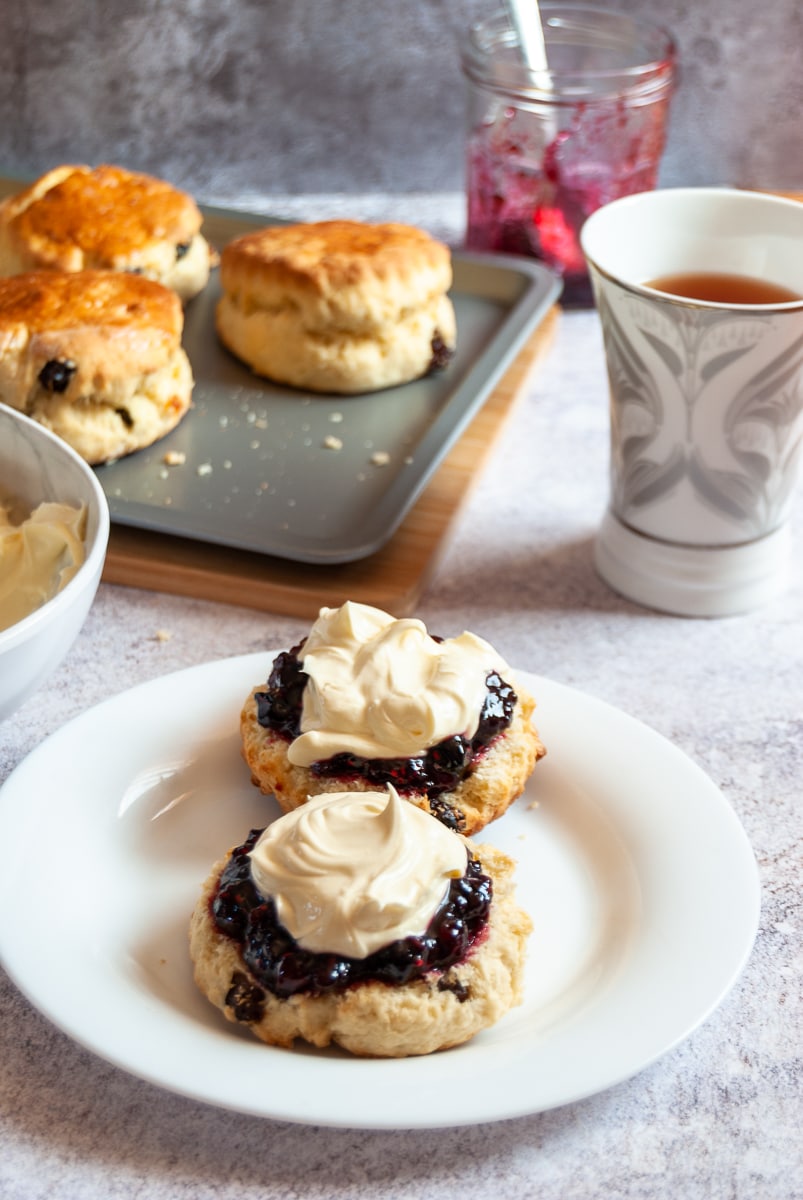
[0,404,110,720]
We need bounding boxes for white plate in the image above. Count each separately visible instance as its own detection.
[0,655,760,1129]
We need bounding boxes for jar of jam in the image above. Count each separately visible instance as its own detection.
[460,5,676,305]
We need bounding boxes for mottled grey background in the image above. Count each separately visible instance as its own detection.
[0,0,800,210]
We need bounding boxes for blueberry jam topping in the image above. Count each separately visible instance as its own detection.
[256,644,308,739]
[254,641,516,810]
[212,828,492,1003]
[38,358,77,393]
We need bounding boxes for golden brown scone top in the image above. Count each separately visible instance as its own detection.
[0,268,182,335]
[0,270,183,375]
[0,164,203,270]
[220,219,453,310]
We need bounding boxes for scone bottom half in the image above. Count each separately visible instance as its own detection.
[189,794,533,1058]
[240,604,546,837]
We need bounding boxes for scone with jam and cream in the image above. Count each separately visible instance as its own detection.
[240,601,545,836]
[189,785,532,1057]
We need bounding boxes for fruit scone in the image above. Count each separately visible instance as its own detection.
[241,601,545,836]
[215,219,457,393]
[189,785,532,1057]
[0,269,193,463]
[0,163,215,302]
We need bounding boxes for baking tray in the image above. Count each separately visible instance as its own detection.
[100,205,561,564]
[0,185,559,564]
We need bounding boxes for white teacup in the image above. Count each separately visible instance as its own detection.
[581,187,803,616]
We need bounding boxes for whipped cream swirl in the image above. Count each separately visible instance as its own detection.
[248,785,468,958]
[287,601,508,767]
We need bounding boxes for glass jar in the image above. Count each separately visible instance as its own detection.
[460,5,677,305]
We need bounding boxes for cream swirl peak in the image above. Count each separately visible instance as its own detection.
[248,785,468,958]
[288,601,509,767]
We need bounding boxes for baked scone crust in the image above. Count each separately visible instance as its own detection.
[0,269,193,463]
[215,220,457,393]
[240,677,545,836]
[218,220,453,332]
[189,839,532,1057]
[0,164,214,301]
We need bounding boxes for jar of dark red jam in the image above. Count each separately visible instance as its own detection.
[460,5,676,306]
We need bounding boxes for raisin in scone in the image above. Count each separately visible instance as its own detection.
[215,219,456,393]
[0,269,193,463]
[189,786,532,1057]
[0,164,215,301]
[241,601,545,836]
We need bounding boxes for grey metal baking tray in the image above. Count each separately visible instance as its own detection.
[97,204,561,564]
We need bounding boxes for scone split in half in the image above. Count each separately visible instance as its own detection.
[0,163,215,302]
[189,786,532,1057]
[241,601,545,836]
[0,269,193,463]
[215,219,457,394]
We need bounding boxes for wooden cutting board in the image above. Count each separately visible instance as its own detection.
[103,306,559,618]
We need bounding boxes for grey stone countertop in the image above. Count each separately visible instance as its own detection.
[0,195,800,1200]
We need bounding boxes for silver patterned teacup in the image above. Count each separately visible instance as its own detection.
[581,187,803,616]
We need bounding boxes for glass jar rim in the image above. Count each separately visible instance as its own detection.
[460,4,677,102]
